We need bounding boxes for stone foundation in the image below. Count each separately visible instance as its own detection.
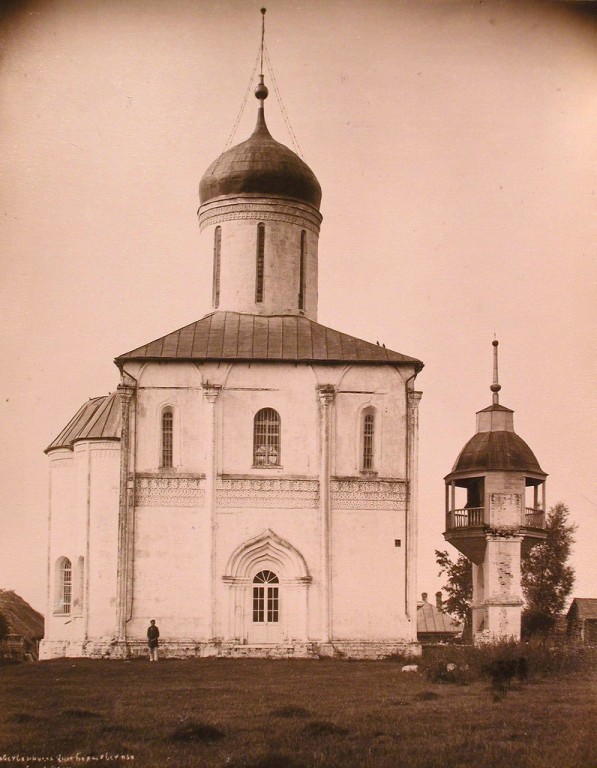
[40,638,421,661]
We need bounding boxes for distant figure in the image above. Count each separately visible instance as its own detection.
[147,620,160,662]
[517,656,528,682]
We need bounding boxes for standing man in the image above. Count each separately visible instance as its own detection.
[147,619,160,661]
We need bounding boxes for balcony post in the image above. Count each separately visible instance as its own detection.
[445,483,449,527]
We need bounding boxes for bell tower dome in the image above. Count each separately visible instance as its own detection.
[198,47,322,319]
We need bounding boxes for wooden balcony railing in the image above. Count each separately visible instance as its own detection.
[446,507,484,530]
[524,508,546,529]
[446,507,546,531]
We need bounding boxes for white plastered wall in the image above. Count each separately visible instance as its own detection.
[126,360,415,644]
[42,439,120,655]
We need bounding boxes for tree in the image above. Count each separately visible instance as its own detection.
[521,502,576,636]
[435,549,472,628]
[0,613,8,641]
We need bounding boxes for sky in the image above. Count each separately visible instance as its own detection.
[0,0,596,614]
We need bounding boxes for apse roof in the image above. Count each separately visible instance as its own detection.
[46,392,121,453]
[115,311,423,369]
[448,430,545,476]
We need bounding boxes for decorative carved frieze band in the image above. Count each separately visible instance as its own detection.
[331,479,407,510]
[135,475,407,510]
[50,457,73,467]
[216,478,319,509]
[135,476,205,507]
[198,200,322,234]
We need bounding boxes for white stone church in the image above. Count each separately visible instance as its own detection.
[40,74,424,659]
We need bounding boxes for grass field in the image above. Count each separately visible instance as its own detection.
[1,658,596,768]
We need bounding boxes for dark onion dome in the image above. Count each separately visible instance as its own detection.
[449,430,545,476]
[199,107,322,210]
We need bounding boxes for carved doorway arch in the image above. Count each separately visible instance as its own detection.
[223,529,311,644]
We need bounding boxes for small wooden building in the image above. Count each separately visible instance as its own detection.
[566,598,597,645]
[417,592,463,644]
[0,590,45,660]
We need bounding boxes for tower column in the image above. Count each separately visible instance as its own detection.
[406,391,423,639]
[477,534,524,642]
[203,382,221,639]
[116,375,136,643]
[317,384,335,643]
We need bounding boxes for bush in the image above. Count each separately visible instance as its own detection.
[420,639,596,685]
[420,646,475,684]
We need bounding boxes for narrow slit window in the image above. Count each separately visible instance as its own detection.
[213,226,221,308]
[362,412,375,470]
[161,409,173,468]
[298,230,306,311]
[255,223,265,303]
[61,558,72,614]
[253,408,281,466]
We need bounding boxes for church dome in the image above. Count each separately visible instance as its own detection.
[199,98,322,210]
[449,430,544,476]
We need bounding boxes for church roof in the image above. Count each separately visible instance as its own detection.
[115,311,423,369]
[448,430,544,476]
[199,101,322,210]
[45,392,121,453]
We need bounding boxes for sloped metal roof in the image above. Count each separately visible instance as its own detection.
[46,392,121,453]
[449,430,544,475]
[417,601,462,634]
[477,403,514,414]
[116,311,423,369]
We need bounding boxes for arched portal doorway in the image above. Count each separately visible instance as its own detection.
[250,569,280,644]
[223,529,311,645]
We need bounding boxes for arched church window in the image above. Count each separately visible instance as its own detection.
[362,408,376,471]
[213,226,221,308]
[255,223,265,303]
[161,408,174,468]
[55,557,72,615]
[253,570,279,623]
[253,408,280,466]
[298,230,306,311]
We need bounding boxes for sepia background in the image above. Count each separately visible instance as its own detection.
[1,0,596,613]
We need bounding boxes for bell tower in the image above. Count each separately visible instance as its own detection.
[443,341,547,642]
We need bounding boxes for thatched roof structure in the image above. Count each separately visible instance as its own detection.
[0,590,44,640]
